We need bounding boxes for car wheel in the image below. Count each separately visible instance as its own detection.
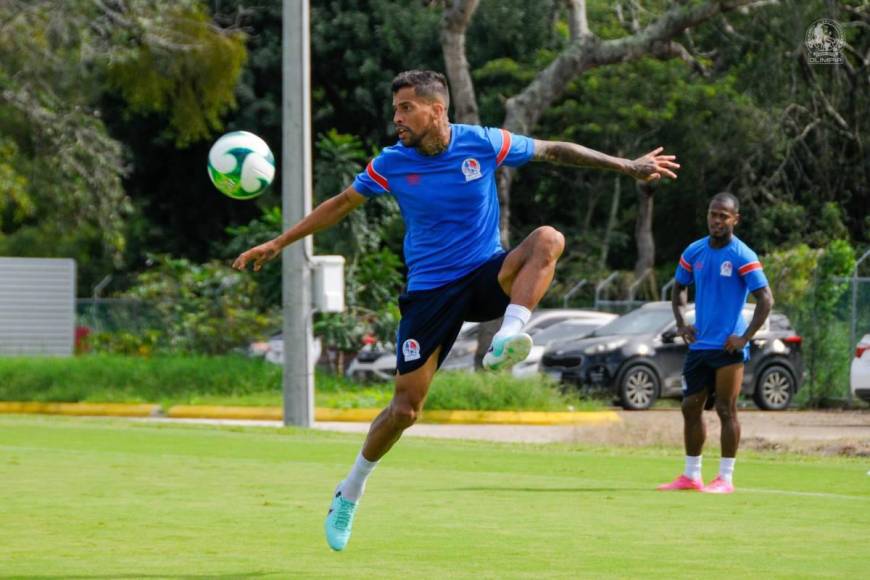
[753,364,794,410]
[617,364,660,410]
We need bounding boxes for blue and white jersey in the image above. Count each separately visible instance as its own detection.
[352,124,535,291]
[674,235,768,352]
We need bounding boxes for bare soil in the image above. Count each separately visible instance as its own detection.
[315,409,870,456]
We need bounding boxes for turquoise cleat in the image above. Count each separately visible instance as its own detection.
[483,332,533,371]
[324,484,358,551]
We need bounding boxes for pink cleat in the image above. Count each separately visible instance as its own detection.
[701,476,735,494]
[657,474,704,491]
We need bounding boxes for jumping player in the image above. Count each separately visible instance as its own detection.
[658,193,773,494]
[232,70,680,549]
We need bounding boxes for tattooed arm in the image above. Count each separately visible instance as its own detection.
[532,140,680,182]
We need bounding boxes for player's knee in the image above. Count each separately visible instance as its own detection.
[533,226,565,261]
[715,400,737,422]
[681,395,704,418]
[389,400,421,429]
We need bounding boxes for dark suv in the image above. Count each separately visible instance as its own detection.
[540,302,803,410]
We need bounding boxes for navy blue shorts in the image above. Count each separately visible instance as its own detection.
[682,349,746,397]
[396,252,511,375]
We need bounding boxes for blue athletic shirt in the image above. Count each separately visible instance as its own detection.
[674,235,768,353]
[352,124,535,291]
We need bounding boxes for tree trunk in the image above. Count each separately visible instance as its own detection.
[440,0,481,125]
[634,180,655,278]
[600,175,621,269]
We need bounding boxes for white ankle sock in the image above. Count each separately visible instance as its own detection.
[684,455,702,480]
[494,304,532,340]
[341,452,378,502]
[719,457,736,483]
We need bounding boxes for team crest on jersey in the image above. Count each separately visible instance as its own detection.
[402,339,421,362]
[720,261,733,277]
[461,158,482,182]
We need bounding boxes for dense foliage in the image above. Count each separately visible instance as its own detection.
[1,0,867,400]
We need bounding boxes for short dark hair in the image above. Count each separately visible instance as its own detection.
[391,70,450,109]
[710,192,739,213]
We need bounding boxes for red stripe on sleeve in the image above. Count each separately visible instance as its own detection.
[496,129,512,166]
[366,161,390,192]
[679,256,693,272]
[738,261,763,276]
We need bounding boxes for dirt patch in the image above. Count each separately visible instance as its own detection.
[315,409,870,456]
[567,409,870,456]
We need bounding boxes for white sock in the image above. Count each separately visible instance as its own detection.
[683,455,702,480]
[719,457,736,484]
[340,452,378,502]
[494,304,532,340]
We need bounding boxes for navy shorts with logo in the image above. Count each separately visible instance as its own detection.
[396,252,511,375]
[682,349,746,397]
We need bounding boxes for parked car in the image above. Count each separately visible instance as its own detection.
[441,309,613,371]
[343,308,611,378]
[248,332,322,366]
[344,343,397,381]
[540,301,804,411]
[850,334,870,403]
[512,313,618,378]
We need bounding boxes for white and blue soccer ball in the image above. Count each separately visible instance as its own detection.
[207,131,275,200]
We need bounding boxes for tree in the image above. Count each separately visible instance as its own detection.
[0,0,246,291]
[441,0,768,261]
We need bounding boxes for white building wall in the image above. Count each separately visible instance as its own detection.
[0,258,76,356]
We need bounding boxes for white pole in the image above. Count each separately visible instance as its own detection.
[850,250,870,405]
[281,0,314,427]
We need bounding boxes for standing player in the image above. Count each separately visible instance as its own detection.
[658,193,773,494]
[233,70,680,549]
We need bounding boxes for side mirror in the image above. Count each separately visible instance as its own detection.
[661,328,677,344]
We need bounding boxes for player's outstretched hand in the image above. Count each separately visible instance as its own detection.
[628,147,680,182]
[677,324,697,345]
[233,241,281,272]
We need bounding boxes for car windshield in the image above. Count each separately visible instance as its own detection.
[591,308,675,336]
[534,321,603,345]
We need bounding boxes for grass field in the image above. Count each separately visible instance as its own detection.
[1,415,868,578]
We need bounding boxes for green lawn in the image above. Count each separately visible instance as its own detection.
[1,415,867,578]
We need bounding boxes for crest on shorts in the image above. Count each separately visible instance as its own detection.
[402,338,421,362]
[720,261,733,277]
[461,158,482,182]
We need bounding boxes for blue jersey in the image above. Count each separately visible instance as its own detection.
[352,124,535,291]
[675,236,768,353]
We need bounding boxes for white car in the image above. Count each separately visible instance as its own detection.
[249,332,322,366]
[850,334,870,403]
[345,343,398,381]
[441,309,616,372]
[343,309,622,379]
[512,313,618,377]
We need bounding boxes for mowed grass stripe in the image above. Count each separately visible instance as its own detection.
[1,415,868,579]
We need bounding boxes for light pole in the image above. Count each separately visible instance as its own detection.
[281,0,314,426]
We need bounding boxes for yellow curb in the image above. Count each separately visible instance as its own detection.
[421,410,621,426]
[315,407,381,422]
[0,402,159,417]
[162,406,621,425]
[166,405,282,421]
[0,402,622,427]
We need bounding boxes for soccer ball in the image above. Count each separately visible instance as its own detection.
[207,131,275,199]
